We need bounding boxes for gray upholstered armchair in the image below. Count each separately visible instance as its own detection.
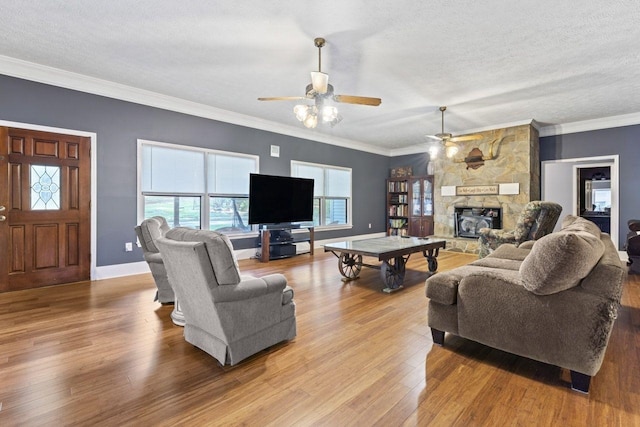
[478,201,563,258]
[135,216,174,303]
[156,228,296,366]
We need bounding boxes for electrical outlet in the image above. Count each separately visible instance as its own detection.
[125,242,133,252]
[368,223,372,229]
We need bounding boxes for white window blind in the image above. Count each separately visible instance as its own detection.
[291,163,324,197]
[208,154,256,194]
[141,145,205,193]
[326,168,351,197]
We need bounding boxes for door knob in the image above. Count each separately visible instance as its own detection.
[0,215,6,221]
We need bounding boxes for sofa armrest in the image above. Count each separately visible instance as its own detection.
[213,273,288,302]
[426,265,484,305]
[478,228,517,243]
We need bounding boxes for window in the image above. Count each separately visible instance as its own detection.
[138,140,258,234]
[291,161,352,228]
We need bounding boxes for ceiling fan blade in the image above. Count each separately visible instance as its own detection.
[334,94,382,106]
[425,134,443,141]
[258,96,307,101]
[449,134,483,142]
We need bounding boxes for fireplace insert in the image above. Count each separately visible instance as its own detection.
[454,207,502,238]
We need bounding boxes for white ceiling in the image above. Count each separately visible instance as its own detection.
[1,1,640,155]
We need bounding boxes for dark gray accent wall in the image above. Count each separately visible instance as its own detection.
[540,124,640,247]
[0,75,389,266]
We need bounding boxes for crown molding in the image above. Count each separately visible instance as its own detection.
[389,119,536,157]
[4,55,639,155]
[0,55,391,156]
[538,112,640,137]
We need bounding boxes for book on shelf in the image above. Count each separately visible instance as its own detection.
[389,218,407,228]
[388,181,408,192]
[388,205,408,217]
[388,227,408,236]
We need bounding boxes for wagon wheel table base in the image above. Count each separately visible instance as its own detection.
[325,236,447,293]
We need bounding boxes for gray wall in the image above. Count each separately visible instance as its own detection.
[540,124,640,247]
[389,153,432,177]
[0,75,389,266]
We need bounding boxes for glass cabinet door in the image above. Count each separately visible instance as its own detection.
[423,178,433,216]
[411,179,422,216]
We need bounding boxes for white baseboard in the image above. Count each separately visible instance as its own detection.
[95,261,150,280]
[95,232,387,279]
[619,250,628,262]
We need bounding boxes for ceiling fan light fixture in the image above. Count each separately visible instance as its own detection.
[427,143,440,159]
[310,71,329,94]
[303,112,318,128]
[321,105,338,122]
[293,104,309,121]
[445,144,459,158]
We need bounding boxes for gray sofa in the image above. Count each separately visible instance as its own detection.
[156,228,296,366]
[426,215,624,393]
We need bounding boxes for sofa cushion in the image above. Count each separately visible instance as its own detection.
[487,243,531,261]
[560,215,602,237]
[519,230,605,295]
[472,256,523,271]
[165,228,241,286]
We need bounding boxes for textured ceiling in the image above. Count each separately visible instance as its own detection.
[1,1,640,154]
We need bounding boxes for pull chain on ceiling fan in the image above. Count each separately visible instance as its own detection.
[258,37,382,129]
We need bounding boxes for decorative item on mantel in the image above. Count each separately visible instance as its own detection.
[452,130,512,170]
[390,166,412,177]
[441,183,520,196]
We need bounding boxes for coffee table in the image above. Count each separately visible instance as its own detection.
[324,236,447,292]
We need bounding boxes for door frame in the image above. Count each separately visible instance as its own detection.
[541,155,619,249]
[1,119,97,280]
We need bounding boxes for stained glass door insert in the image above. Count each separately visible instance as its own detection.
[30,165,61,210]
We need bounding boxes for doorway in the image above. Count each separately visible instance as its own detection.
[0,127,91,292]
[576,165,611,233]
[541,155,619,249]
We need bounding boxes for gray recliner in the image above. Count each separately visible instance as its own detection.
[156,228,296,366]
[135,216,174,303]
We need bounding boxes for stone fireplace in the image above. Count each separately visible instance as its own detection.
[431,124,540,253]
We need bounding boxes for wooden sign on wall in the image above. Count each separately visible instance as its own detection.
[456,185,499,196]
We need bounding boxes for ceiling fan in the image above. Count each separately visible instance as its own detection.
[258,37,382,128]
[426,106,483,158]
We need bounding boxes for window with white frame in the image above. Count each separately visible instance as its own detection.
[139,140,258,234]
[291,161,352,228]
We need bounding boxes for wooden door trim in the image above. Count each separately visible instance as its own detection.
[0,120,97,280]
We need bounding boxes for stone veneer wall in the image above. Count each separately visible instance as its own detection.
[432,124,540,253]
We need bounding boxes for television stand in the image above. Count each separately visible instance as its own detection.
[257,226,314,262]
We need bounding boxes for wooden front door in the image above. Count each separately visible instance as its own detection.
[0,127,91,292]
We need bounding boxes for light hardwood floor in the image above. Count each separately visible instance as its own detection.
[0,251,638,426]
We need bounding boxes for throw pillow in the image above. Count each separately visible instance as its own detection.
[519,230,604,295]
[561,215,601,237]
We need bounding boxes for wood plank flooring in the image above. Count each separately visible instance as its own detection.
[0,251,638,426]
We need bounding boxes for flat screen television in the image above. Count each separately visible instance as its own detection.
[248,173,314,225]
